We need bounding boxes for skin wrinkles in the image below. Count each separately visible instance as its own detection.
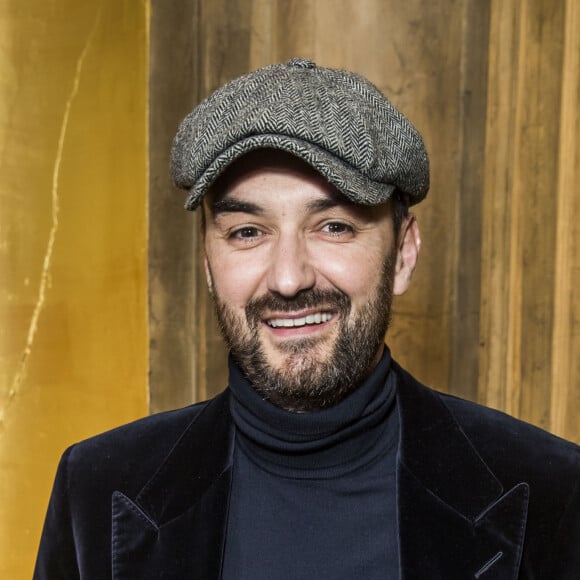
[203,150,420,412]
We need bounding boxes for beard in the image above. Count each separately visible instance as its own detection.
[210,252,396,412]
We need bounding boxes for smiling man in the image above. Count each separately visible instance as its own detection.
[203,149,416,412]
[35,60,579,579]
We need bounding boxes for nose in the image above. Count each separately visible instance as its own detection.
[267,234,316,297]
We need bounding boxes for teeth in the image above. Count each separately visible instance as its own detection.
[268,312,332,328]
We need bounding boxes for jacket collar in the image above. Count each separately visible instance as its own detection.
[111,391,234,580]
[395,362,528,579]
[111,362,528,580]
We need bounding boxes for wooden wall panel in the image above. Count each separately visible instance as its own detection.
[149,0,579,441]
[516,0,563,432]
[550,0,580,442]
[450,0,490,402]
[149,0,200,412]
[479,0,578,440]
[479,0,521,418]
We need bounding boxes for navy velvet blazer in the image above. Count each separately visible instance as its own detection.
[34,362,580,579]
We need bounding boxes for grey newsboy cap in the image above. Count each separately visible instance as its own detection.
[171,58,429,210]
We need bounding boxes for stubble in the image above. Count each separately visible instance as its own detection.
[210,252,396,412]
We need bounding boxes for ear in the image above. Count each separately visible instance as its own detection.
[393,215,421,296]
[204,255,214,294]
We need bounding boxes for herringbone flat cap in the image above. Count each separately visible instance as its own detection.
[171,58,429,210]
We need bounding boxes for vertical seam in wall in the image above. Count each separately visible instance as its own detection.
[451,0,469,395]
[505,0,525,419]
[145,0,152,414]
[450,0,489,399]
[479,0,517,411]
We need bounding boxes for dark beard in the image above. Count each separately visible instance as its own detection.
[211,252,396,412]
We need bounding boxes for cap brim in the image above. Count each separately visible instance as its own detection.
[184,134,397,210]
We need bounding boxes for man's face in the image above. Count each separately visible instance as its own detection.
[203,152,417,411]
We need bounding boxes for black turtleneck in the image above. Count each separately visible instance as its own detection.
[222,348,400,579]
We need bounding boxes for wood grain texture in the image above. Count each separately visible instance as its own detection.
[479,0,521,417]
[149,0,201,412]
[449,0,490,401]
[516,0,563,432]
[549,0,580,442]
[148,0,579,441]
[479,0,577,439]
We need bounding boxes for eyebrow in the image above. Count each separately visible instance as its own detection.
[209,194,348,217]
[210,198,264,216]
[305,197,343,212]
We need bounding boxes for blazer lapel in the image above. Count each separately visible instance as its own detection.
[111,391,234,580]
[395,364,529,580]
[109,364,530,579]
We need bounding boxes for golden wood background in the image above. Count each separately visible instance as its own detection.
[0,1,149,578]
[150,0,579,443]
[1,0,578,577]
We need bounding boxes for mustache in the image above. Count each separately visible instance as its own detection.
[245,288,351,324]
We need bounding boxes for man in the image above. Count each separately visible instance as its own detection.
[35,59,579,579]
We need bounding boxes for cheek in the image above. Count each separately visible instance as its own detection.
[314,247,387,302]
[207,253,267,310]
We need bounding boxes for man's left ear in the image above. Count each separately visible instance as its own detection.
[204,255,214,294]
[393,215,421,296]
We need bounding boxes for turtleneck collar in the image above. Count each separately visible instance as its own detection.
[228,347,399,479]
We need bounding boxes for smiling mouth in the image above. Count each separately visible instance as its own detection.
[266,312,333,328]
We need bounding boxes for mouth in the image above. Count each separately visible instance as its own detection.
[265,311,334,329]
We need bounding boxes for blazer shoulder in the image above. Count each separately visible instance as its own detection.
[64,389,230,498]
[441,389,579,478]
[394,360,579,487]
[394,361,580,580]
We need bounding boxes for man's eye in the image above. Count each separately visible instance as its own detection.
[231,226,262,239]
[323,222,353,236]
